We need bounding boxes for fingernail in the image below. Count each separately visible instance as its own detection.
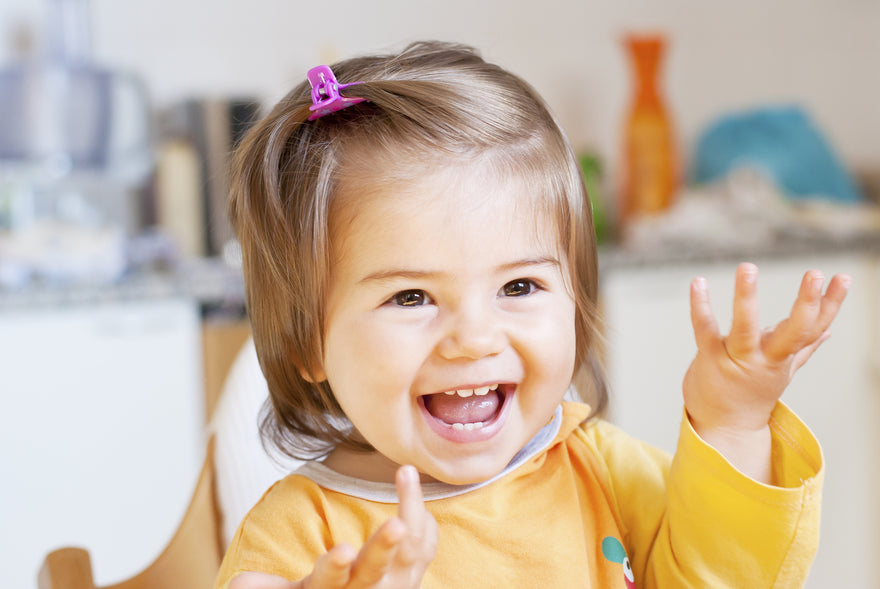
[331,544,357,566]
[693,277,707,292]
[810,272,825,291]
[400,465,417,483]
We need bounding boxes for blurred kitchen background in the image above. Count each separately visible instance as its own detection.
[1,0,878,587]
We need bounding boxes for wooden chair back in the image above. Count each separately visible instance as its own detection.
[38,437,223,589]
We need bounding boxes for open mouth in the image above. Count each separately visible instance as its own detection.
[419,384,513,440]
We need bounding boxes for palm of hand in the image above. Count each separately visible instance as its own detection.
[683,264,850,435]
[229,467,437,589]
[298,465,438,589]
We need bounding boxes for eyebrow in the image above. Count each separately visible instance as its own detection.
[358,256,562,285]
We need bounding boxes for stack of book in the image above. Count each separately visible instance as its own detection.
[155,98,262,259]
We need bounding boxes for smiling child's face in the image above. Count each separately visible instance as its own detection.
[314,163,578,485]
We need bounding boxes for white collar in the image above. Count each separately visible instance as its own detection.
[293,404,564,503]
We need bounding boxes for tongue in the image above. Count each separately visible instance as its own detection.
[424,390,501,424]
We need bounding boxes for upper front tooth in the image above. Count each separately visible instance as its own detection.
[443,385,498,397]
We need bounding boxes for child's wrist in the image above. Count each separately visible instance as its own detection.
[683,390,778,435]
[688,413,773,484]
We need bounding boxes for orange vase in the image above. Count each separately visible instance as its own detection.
[620,34,678,224]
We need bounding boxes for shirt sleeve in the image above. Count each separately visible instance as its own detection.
[214,476,333,589]
[588,401,823,588]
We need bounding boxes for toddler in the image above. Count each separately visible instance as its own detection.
[216,41,849,588]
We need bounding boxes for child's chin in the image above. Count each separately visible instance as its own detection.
[425,456,513,486]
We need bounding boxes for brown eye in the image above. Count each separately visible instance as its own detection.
[393,290,429,307]
[502,279,535,297]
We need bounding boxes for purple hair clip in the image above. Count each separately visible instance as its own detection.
[307,65,366,120]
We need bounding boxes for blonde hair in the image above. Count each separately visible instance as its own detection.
[228,41,606,459]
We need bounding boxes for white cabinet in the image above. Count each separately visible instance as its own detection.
[0,297,204,588]
[601,252,880,588]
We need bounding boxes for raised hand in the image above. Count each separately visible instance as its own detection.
[317,464,437,589]
[230,465,437,589]
[682,263,850,482]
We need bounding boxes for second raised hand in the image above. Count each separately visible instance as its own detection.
[333,466,437,589]
[296,466,438,589]
[682,263,850,482]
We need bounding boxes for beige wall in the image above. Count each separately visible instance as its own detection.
[3,0,878,181]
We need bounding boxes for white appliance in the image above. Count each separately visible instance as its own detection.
[0,297,204,588]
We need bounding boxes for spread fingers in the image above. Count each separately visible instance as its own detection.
[306,544,357,588]
[765,271,851,361]
[727,263,761,357]
[395,465,438,567]
[348,518,407,586]
[690,276,721,352]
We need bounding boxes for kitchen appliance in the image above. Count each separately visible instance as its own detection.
[0,0,152,285]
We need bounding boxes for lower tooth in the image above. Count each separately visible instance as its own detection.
[452,422,483,431]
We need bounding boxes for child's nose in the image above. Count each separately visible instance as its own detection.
[436,304,506,360]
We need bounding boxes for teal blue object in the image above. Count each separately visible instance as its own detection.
[692,105,863,203]
[602,536,627,563]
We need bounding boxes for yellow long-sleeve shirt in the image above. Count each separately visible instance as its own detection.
[216,401,822,588]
